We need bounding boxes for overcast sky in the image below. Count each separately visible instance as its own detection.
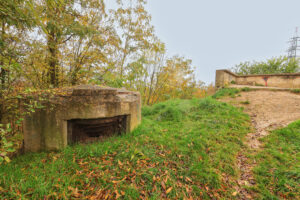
[107,0,300,84]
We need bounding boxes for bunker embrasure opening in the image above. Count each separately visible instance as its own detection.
[67,115,129,144]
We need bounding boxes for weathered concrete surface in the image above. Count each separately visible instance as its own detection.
[215,70,237,88]
[216,69,300,89]
[23,85,141,152]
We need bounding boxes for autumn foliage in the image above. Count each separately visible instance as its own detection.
[0,0,204,101]
[0,0,211,162]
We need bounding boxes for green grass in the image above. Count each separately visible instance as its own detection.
[0,98,251,199]
[255,83,264,87]
[240,100,250,105]
[253,120,300,200]
[240,87,251,92]
[212,88,256,100]
[290,89,300,94]
[212,88,240,99]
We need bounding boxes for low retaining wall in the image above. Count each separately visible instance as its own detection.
[216,70,300,89]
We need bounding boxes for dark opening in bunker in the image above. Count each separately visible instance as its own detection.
[67,115,129,144]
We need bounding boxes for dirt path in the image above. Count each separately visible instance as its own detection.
[220,90,300,199]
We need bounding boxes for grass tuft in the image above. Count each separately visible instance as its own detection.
[290,89,300,94]
[212,88,240,99]
[240,87,253,92]
[240,100,250,105]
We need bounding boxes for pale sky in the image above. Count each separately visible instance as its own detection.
[107,0,300,84]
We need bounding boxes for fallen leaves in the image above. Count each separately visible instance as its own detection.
[68,186,81,198]
[166,187,173,194]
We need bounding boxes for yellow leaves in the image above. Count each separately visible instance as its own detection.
[111,180,120,184]
[118,159,123,166]
[4,156,11,163]
[161,181,166,190]
[68,186,81,198]
[111,177,126,184]
[0,186,4,193]
[115,190,121,199]
[166,187,173,194]
[185,177,193,183]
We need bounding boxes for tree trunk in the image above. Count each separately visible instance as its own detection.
[147,66,156,105]
[0,21,6,123]
[120,37,129,79]
[47,32,59,87]
[71,64,80,86]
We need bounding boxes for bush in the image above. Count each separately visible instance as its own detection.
[232,56,300,75]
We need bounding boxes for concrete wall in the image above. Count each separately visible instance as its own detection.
[23,86,142,152]
[215,70,237,88]
[216,70,300,89]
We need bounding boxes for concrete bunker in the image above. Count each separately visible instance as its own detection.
[23,85,141,152]
[67,115,130,144]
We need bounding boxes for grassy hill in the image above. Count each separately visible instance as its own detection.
[0,97,251,199]
[0,93,299,199]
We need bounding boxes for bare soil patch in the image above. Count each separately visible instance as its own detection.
[220,90,300,199]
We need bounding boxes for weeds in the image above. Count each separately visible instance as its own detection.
[240,101,250,105]
[290,89,300,94]
[255,83,264,87]
[240,87,252,92]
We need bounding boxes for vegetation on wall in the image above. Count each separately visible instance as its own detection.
[232,56,300,75]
